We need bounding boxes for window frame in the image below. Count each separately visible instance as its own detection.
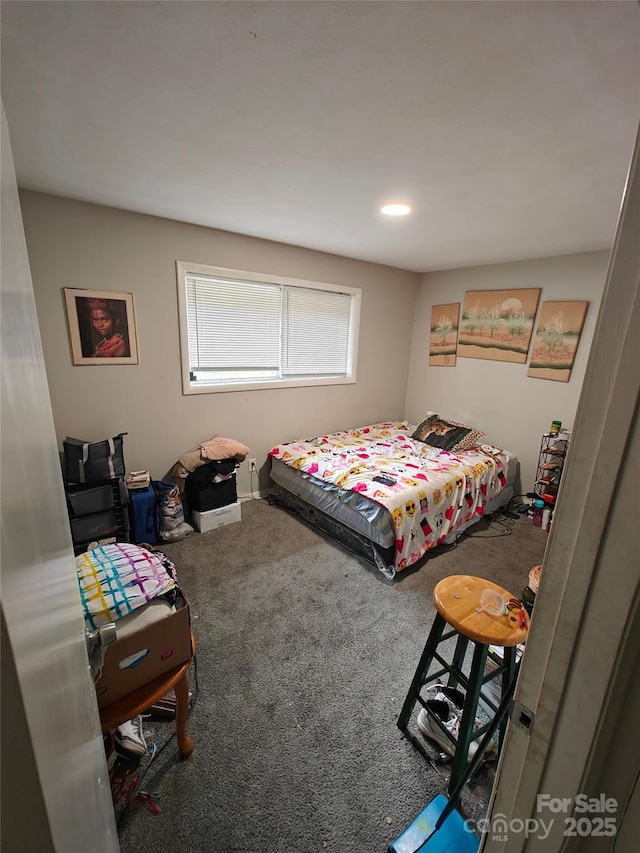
[176,261,361,395]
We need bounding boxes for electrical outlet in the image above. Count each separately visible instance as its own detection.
[248,458,257,471]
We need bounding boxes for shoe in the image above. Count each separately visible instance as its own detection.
[114,716,147,759]
[417,699,494,762]
[425,683,466,716]
[425,683,496,747]
[417,700,460,756]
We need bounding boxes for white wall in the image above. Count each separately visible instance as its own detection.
[20,191,418,496]
[404,251,609,493]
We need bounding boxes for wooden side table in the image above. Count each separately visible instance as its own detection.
[100,631,195,757]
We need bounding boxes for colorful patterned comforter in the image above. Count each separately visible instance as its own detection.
[76,542,178,630]
[269,422,509,571]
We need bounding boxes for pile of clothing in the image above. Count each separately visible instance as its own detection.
[155,481,194,542]
[168,434,249,492]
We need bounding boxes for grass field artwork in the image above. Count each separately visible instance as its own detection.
[429,303,460,366]
[457,288,541,363]
[527,300,589,382]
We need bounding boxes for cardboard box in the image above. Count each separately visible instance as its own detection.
[95,591,192,709]
[192,500,241,533]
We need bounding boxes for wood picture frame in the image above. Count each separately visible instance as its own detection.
[527,300,589,382]
[457,288,541,363]
[429,303,460,366]
[64,288,139,365]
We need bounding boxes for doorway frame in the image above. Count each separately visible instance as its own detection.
[484,123,640,851]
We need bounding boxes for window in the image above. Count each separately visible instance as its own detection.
[176,261,361,394]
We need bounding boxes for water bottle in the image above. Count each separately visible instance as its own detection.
[542,508,551,531]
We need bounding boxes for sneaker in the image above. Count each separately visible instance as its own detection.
[425,683,496,746]
[114,716,147,759]
[417,700,494,762]
[425,683,466,716]
[417,700,460,755]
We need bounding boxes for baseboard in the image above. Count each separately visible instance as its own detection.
[238,491,268,503]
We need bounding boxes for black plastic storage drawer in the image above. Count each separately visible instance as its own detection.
[70,510,119,543]
[64,477,129,554]
[66,483,115,516]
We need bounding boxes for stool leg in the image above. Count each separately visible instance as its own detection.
[448,642,489,795]
[397,614,445,732]
[499,647,518,751]
[448,633,469,689]
[175,670,194,757]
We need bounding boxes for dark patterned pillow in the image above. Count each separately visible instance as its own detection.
[411,414,484,452]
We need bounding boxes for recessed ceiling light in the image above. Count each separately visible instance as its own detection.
[380,202,412,216]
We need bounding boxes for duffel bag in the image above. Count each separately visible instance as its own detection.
[63,433,127,484]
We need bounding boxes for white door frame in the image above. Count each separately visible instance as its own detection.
[1,104,120,852]
[484,122,640,851]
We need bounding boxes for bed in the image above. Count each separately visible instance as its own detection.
[268,418,517,579]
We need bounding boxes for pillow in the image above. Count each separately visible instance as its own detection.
[411,414,484,452]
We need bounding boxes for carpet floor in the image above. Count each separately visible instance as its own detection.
[117,497,547,853]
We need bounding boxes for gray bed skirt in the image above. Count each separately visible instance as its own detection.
[268,456,514,578]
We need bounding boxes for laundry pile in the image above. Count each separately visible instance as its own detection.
[155,481,194,542]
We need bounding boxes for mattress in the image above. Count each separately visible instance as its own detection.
[269,421,517,577]
[270,456,394,548]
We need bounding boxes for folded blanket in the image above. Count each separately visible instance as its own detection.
[76,542,178,630]
[200,436,249,461]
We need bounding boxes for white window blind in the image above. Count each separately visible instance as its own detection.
[281,286,351,376]
[185,275,281,375]
[179,263,360,393]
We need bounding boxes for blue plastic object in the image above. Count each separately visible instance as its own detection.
[388,794,480,853]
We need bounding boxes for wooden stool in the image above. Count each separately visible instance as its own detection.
[397,575,528,794]
[100,631,196,758]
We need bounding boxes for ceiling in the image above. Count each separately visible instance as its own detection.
[2,1,639,273]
